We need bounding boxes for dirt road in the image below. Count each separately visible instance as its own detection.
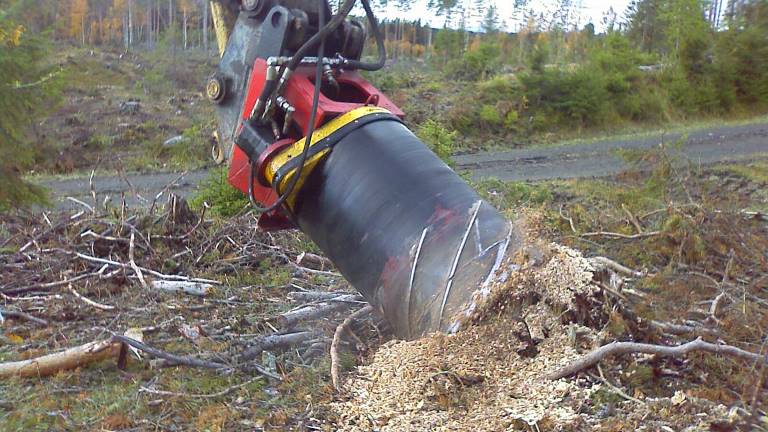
[43,122,768,210]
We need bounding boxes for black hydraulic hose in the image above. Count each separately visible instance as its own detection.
[248,0,327,213]
[343,0,386,71]
[252,0,357,115]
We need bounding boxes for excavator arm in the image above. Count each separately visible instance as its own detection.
[205,0,522,340]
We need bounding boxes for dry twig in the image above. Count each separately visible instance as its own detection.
[581,230,661,240]
[331,305,373,391]
[129,232,149,289]
[548,337,768,380]
[67,283,116,311]
[139,376,262,399]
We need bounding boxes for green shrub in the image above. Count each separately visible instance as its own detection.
[189,167,249,217]
[521,68,610,129]
[479,105,502,126]
[446,43,501,81]
[416,119,457,167]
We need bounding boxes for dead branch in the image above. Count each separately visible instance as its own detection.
[111,335,231,371]
[709,291,727,322]
[649,320,719,337]
[296,252,333,271]
[150,280,212,297]
[589,256,644,278]
[62,250,218,284]
[558,205,577,233]
[239,331,319,362]
[67,284,116,311]
[581,230,661,240]
[2,272,98,295]
[331,305,373,391]
[0,339,121,379]
[139,376,261,399]
[593,364,645,404]
[277,294,361,329]
[129,232,149,289]
[0,307,49,326]
[149,172,188,215]
[287,291,359,302]
[621,204,644,235]
[742,210,768,221]
[548,337,768,380]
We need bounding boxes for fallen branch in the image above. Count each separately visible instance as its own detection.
[589,256,644,278]
[548,337,768,380]
[239,331,319,362]
[0,339,121,379]
[621,204,644,235]
[331,305,373,391]
[2,272,98,295]
[111,335,230,371]
[581,230,661,240]
[67,284,116,311]
[277,294,361,329]
[129,232,148,289]
[150,280,212,297]
[61,250,218,284]
[139,376,261,399]
[649,320,719,337]
[0,307,49,326]
[287,291,359,302]
[296,252,334,271]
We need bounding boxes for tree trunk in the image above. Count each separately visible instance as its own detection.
[183,8,188,49]
[203,0,209,53]
[128,0,133,47]
[147,4,152,49]
[169,0,174,29]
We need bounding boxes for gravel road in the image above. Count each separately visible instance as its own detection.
[43,122,768,210]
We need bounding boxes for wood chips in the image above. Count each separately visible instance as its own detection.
[329,243,732,431]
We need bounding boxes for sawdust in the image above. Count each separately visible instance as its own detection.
[331,243,600,431]
[330,242,735,431]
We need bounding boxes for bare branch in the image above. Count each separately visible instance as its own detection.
[67,284,116,311]
[331,305,373,391]
[129,232,148,289]
[581,231,661,240]
[548,337,768,380]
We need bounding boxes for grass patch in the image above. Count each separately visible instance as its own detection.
[189,167,250,217]
[715,161,768,184]
[473,178,554,211]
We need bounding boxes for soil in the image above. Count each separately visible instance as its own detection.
[40,121,768,210]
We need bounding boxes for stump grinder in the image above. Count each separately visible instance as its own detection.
[206,0,522,340]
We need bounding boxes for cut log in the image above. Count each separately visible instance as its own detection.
[296,252,334,271]
[151,280,212,297]
[0,339,120,379]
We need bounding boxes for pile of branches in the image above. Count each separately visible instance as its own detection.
[0,193,384,387]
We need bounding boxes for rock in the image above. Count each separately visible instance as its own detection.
[162,135,187,147]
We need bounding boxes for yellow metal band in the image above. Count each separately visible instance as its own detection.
[265,106,393,204]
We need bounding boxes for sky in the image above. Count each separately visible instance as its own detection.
[373,0,632,32]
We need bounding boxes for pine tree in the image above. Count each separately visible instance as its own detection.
[0,13,52,210]
[481,4,500,34]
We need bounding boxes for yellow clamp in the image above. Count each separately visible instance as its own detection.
[265,106,393,208]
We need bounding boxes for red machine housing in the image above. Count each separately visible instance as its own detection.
[228,57,404,231]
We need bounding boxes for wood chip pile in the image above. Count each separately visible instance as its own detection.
[330,243,735,431]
